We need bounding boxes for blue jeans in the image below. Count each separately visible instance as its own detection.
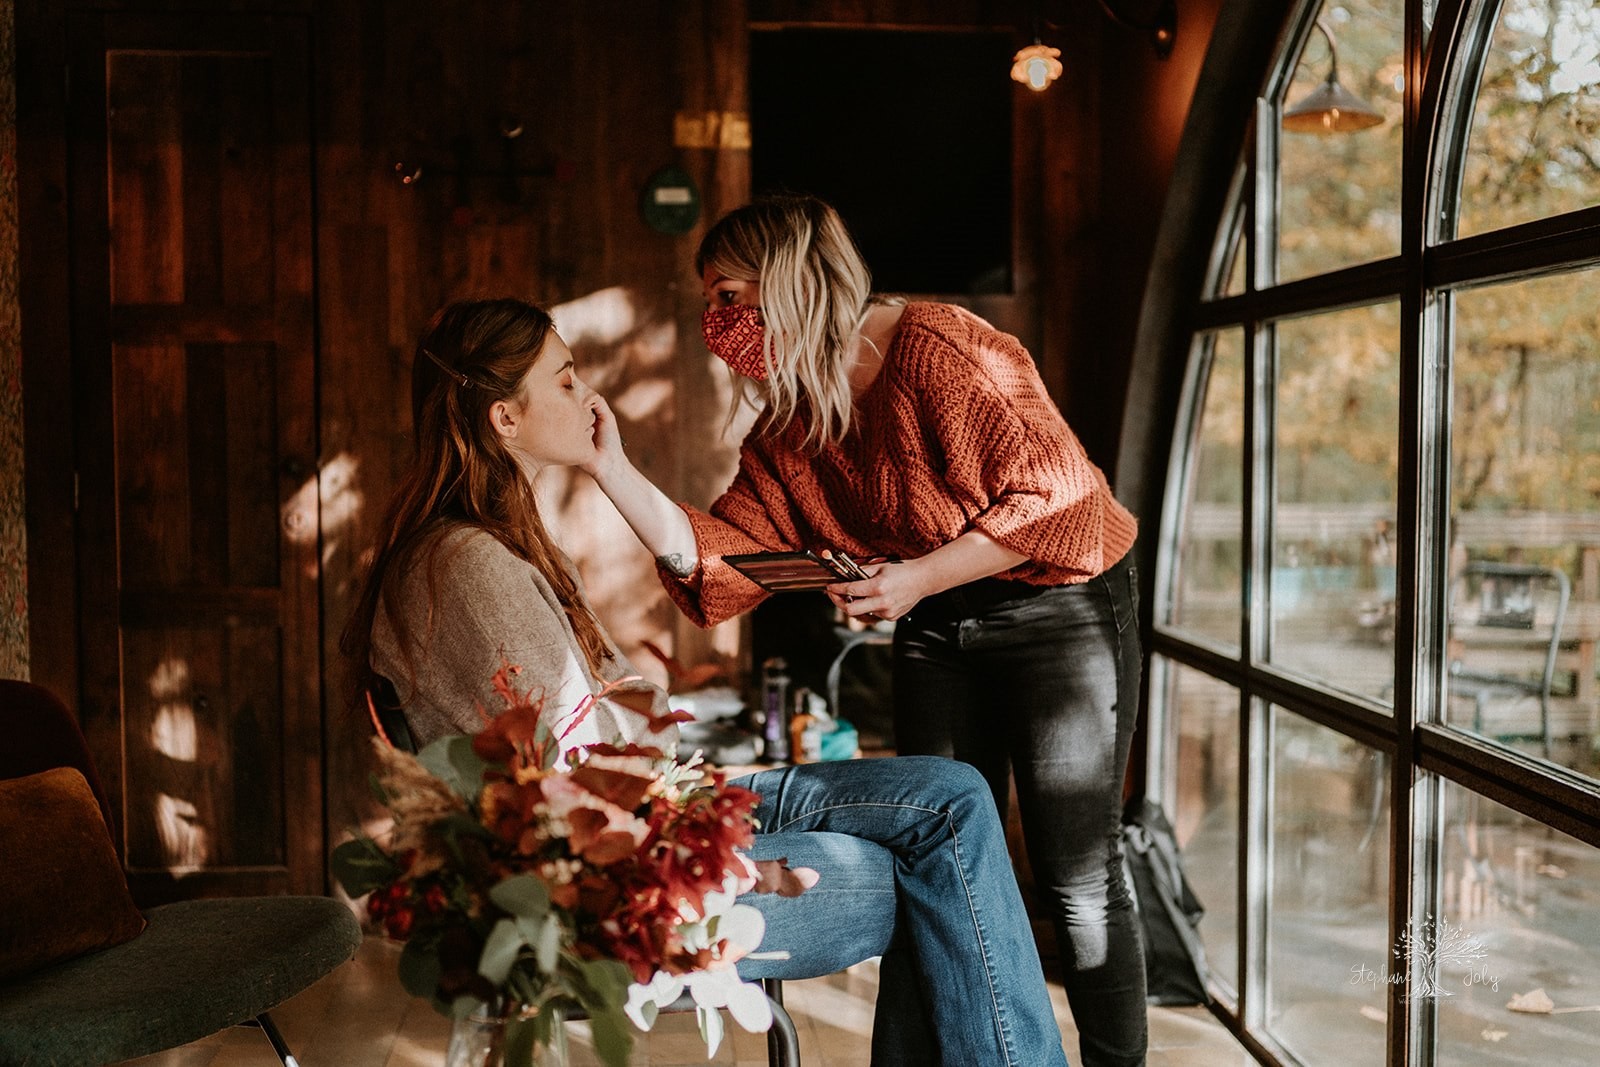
[893,555,1148,1067]
[732,757,1069,1067]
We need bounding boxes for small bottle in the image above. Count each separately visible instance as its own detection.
[761,658,791,762]
[789,687,824,764]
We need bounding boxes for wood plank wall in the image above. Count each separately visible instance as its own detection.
[18,0,1227,888]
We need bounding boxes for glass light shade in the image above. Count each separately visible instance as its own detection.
[1011,44,1062,92]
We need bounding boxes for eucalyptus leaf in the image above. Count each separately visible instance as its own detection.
[418,734,490,800]
[523,1002,554,1048]
[478,918,526,986]
[329,837,398,897]
[503,1016,537,1067]
[490,874,550,919]
[397,937,442,1000]
[579,958,633,1003]
[534,914,561,975]
[589,1005,634,1067]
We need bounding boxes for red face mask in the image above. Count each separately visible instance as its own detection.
[701,304,768,380]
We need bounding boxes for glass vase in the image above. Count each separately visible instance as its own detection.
[445,1005,569,1067]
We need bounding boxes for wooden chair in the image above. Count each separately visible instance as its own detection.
[1448,561,1571,758]
[0,679,363,1066]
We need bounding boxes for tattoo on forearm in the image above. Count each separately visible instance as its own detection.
[657,553,696,578]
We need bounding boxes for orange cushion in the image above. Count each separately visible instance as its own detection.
[0,767,147,981]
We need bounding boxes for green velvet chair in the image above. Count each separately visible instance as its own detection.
[0,679,363,1066]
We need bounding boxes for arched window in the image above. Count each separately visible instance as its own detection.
[1139,0,1599,1062]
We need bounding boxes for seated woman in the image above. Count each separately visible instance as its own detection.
[341,298,1069,1067]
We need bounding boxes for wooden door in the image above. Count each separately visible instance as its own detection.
[67,13,320,900]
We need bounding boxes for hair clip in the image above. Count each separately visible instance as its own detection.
[421,347,474,388]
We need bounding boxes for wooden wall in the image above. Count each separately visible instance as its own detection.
[16,0,1230,891]
[0,0,23,679]
[312,0,748,850]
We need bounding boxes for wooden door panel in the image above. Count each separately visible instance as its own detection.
[70,13,318,900]
[120,623,286,874]
[112,342,281,589]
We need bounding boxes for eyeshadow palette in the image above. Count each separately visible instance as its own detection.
[721,549,854,592]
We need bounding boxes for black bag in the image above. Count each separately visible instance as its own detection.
[1120,798,1212,1006]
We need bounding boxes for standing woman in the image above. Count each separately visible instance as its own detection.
[342,297,1071,1067]
[590,194,1147,1066]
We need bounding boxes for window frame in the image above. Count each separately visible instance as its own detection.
[1133,0,1600,1062]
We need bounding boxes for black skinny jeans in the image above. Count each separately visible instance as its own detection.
[893,553,1148,1067]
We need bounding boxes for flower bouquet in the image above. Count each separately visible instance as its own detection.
[333,666,795,1067]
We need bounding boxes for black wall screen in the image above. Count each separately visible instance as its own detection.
[750,29,1014,296]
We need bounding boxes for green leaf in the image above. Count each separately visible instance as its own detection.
[537,722,560,771]
[533,914,561,975]
[588,1006,634,1067]
[503,1016,538,1067]
[478,918,526,986]
[571,957,632,1013]
[330,837,398,897]
[418,734,490,800]
[397,937,442,999]
[489,874,550,920]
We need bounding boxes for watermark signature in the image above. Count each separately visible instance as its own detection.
[1350,916,1501,998]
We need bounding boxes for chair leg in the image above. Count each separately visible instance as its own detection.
[763,977,801,1067]
[252,1012,300,1067]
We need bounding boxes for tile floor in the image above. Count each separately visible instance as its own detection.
[126,938,1256,1067]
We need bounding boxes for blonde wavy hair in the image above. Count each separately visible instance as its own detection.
[696,194,873,452]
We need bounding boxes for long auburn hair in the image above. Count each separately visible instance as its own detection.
[341,298,612,710]
[696,194,874,452]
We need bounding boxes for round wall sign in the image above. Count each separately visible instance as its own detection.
[640,166,701,235]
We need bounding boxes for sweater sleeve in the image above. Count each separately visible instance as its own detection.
[655,441,819,628]
[918,323,1136,578]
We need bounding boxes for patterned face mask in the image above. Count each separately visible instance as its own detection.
[701,303,769,380]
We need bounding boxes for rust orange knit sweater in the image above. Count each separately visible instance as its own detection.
[659,302,1137,628]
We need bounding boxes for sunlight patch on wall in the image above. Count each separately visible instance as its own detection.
[551,286,639,349]
[155,792,208,871]
[281,451,365,572]
[150,702,197,762]
[147,656,190,699]
[608,379,674,422]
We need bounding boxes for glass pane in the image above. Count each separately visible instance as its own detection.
[1167,658,1240,995]
[1271,304,1399,703]
[1207,199,1246,299]
[1267,708,1390,1064]
[1225,226,1246,297]
[1170,330,1245,649]
[1449,270,1600,782]
[1278,0,1405,281]
[1434,780,1600,1059]
[1457,0,1600,239]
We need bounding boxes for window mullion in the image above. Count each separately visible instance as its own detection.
[1396,0,1454,1060]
